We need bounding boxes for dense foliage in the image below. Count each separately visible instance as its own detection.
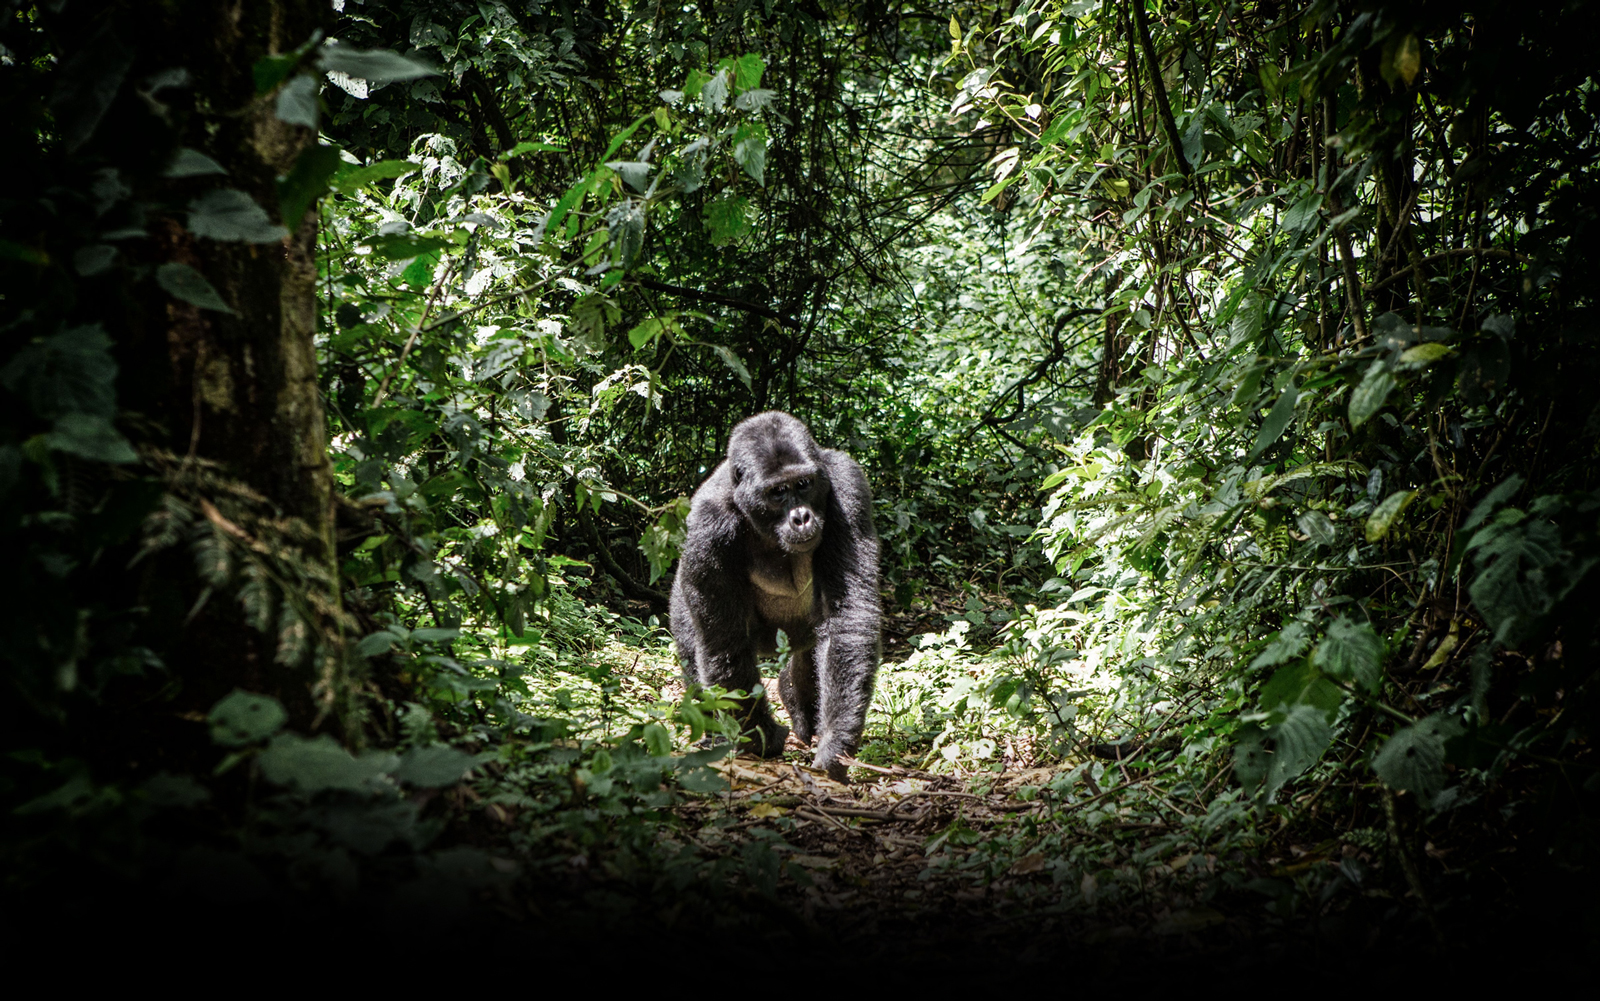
[3,0,1597,964]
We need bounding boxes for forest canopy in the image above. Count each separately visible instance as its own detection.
[3,0,1597,969]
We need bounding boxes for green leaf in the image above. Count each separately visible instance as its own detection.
[502,140,563,158]
[1313,617,1384,694]
[732,122,767,186]
[981,174,1022,204]
[701,70,729,113]
[253,30,324,94]
[208,690,288,747]
[329,159,419,193]
[1348,363,1396,427]
[1372,714,1463,798]
[1282,189,1322,232]
[1181,114,1204,168]
[1297,509,1338,546]
[733,53,765,91]
[393,745,479,786]
[0,324,118,420]
[1258,659,1343,720]
[274,73,318,128]
[366,233,454,260]
[704,195,753,245]
[1366,489,1417,542]
[1468,517,1571,644]
[628,317,668,350]
[319,44,438,83]
[1463,474,1522,532]
[74,245,116,276]
[1264,704,1334,798]
[47,413,137,464]
[277,144,342,226]
[641,723,674,757]
[1035,119,1066,148]
[156,263,235,314]
[187,189,289,243]
[163,148,228,178]
[1399,341,1452,365]
[712,345,752,388]
[257,733,399,793]
[683,68,712,99]
[355,631,399,657]
[1233,725,1269,792]
[397,250,439,288]
[1248,383,1297,459]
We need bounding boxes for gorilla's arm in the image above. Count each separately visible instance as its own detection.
[670,467,788,752]
[810,448,882,777]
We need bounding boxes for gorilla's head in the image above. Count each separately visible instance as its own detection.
[728,412,832,554]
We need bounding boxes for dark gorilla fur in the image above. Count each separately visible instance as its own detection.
[670,412,882,781]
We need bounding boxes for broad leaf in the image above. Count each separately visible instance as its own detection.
[277,145,342,226]
[163,148,228,178]
[1264,704,1334,798]
[257,733,399,793]
[394,745,479,787]
[1463,474,1523,531]
[1366,489,1416,541]
[1313,617,1384,693]
[1349,362,1396,427]
[1372,714,1464,799]
[319,44,438,83]
[274,73,318,128]
[0,324,119,420]
[48,413,137,464]
[156,263,235,313]
[1297,509,1338,546]
[329,159,419,193]
[1248,383,1297,459]
[187,189,288,243]
[208,690,287,747]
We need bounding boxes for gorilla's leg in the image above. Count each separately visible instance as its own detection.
[694,638,789,758]
[813,630,881,781]
[778,646,819,746]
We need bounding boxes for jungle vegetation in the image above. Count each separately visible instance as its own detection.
[3,0,1597,971]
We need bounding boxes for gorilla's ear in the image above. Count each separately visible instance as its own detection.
[731,464,743,486]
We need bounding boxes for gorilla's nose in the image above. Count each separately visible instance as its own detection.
[790,508,812,529]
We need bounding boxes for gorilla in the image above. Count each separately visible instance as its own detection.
[670,412,881,781]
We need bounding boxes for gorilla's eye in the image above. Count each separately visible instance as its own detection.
[795,478,811,491]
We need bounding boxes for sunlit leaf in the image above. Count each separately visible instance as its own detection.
[1366,489,1417,541]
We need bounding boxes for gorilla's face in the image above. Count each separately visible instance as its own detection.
[761,468,828,553]
[729,414,831,553]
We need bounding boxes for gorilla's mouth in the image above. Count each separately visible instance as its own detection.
[780,523,823,552]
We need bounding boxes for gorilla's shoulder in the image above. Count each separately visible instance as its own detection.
[819,448,870,492]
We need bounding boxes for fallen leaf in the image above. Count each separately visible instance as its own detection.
[747,801,788,819]
[790,854,837,870]
[1169,853,1193,871]
[1010,852,1047,875]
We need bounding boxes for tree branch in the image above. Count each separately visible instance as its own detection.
[1131,1,1192,177]
[636,277,799,329]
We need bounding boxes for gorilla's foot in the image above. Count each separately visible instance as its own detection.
[813,735,854,782]
[747,720,790,758]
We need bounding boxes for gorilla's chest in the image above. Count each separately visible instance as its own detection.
[750,553,814,627]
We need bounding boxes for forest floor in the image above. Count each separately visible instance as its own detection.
[499,629,1593,980]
